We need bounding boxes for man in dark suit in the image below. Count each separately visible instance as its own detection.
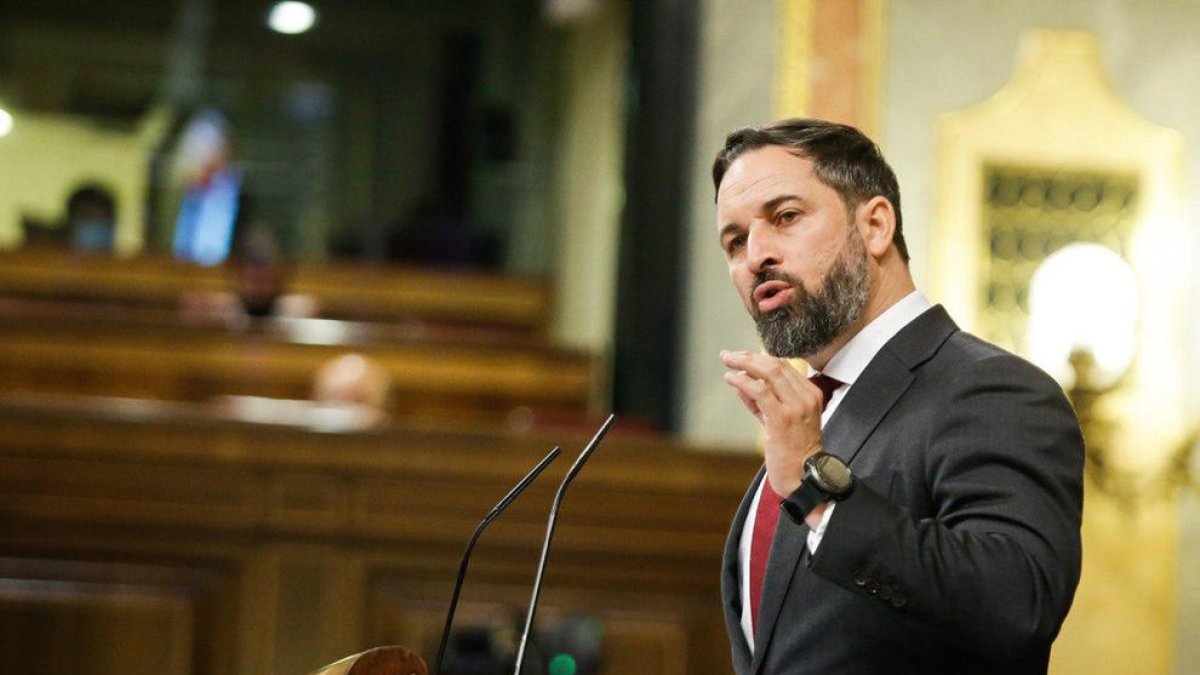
[712,119,1083,674]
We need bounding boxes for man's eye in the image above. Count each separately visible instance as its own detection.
[725,235,746,254]
[777,210,800,224]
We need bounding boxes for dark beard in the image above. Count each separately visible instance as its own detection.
[752,232,870,358]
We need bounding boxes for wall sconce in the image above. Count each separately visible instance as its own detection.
[1027,243,1197,505]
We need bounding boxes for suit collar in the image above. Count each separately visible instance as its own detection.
[819,290,933,387]
[881,304,958,370]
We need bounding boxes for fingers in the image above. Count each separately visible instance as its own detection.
[720,350,825,495]
[723,369,767,422]
[720,350,812,404]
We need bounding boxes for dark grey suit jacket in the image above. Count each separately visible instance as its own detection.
[721,305,1084,674]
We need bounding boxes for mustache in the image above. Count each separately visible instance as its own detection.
[750,270,807,314]
[751,269,800,293]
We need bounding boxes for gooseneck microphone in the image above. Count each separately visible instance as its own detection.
[432,445,563,675]
[512,414,616,675]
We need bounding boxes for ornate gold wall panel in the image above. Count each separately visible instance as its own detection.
[933,29,1186,350]
[859,0,887,139]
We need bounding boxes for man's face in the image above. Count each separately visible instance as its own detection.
[715,145,871,358]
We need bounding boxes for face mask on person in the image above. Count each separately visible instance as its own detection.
[71,219,115,252]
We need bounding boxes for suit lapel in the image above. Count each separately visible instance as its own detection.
[825,305,958,466]
[821,348,913,466]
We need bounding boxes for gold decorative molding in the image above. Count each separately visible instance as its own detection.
[773,0,887,136]
[933,29,1186,341]
[860,0,888,139]
[977,163,1140,354]
[774,0,815,119]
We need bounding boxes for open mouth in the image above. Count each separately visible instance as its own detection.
[752,280,794,314]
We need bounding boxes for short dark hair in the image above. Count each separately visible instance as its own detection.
[712,118,909,263]
[66,184,116,221]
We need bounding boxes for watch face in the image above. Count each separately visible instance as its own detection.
[811,454,853,493]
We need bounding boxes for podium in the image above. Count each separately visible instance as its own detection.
[308,646,428,675]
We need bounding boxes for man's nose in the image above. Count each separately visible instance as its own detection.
[746,225,780,274]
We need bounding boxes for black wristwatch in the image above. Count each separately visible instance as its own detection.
[782,452,854,524]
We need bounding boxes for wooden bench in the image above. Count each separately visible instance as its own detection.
[0,248,553,332]
[0,301,599,419]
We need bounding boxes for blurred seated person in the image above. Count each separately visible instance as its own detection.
[66,184,117,253]
[312,353,393,417]
[233,227,300,317]
[211,353,391,431]
[178,226,318,324]
[19,184,116,252]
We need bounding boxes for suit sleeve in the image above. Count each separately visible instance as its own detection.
[808,352,1084,658]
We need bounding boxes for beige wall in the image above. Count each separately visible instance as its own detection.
[550,0,630,361]
[679,0,778,448]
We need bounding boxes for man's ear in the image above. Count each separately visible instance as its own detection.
[857,196,896,260]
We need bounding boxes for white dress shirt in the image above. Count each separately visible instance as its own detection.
[737,291,932,650]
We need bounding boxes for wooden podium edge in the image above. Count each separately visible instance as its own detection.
[308,646,428,675]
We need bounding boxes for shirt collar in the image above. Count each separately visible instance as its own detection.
[809,290,932,385]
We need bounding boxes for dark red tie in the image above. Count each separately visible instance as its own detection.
[748,373,841,632]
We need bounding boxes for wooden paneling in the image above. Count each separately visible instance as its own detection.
[367,584,719,675]
[0,557,240,675]
[0,394,758,675]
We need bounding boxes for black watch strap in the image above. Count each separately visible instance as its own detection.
[781,478,828,524]
[780,452,854,524]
